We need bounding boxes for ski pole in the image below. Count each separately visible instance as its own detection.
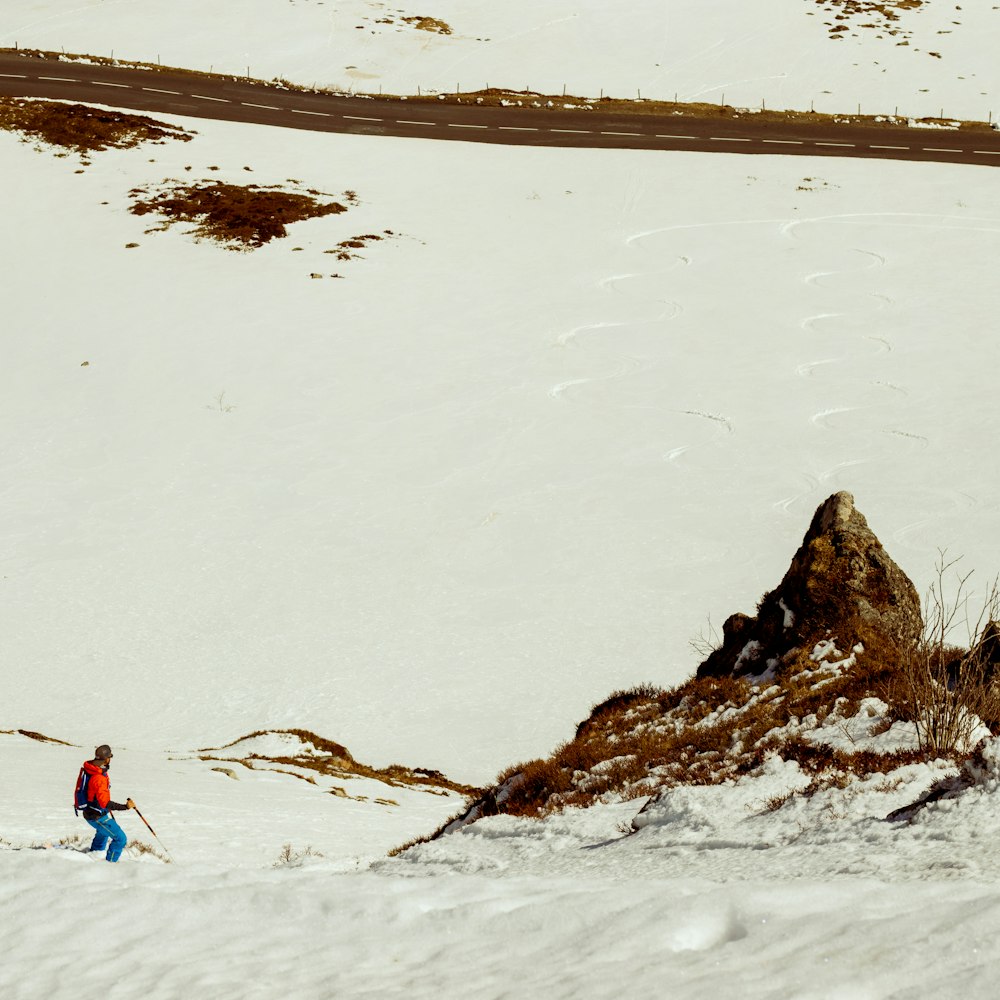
[131,802,174,862]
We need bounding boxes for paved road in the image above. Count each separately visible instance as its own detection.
[2,51,1000,167]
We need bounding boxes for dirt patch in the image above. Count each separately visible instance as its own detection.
[198,728,482,797]
[323,231,396,261]
[0,97,193,156]
[402,16,452,34]
[811,0,925,43]
[127,180,348,250]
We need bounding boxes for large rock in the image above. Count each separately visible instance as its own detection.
[697,492,922,678]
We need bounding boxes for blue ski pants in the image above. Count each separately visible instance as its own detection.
[86,814,127,862]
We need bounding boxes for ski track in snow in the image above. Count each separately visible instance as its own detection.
[549,245,686,399]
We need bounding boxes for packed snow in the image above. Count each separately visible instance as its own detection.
[8,726,1000,998]
[3,0,1000,119]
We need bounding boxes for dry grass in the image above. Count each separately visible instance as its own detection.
[198,728,482,797]
[128,180,347,250]
[895,555,1000,754]
[6,729,75,745]
[127,840,171,863]
[0,97,193,155]
[402,16,452,35]
[438,640,946,826]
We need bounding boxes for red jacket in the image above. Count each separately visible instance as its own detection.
[80,761,128,815]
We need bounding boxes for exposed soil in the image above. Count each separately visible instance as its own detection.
[324,231,393,261]
[0,97,194,155]
[199,729,482,797]
[812,0,924,42]
[128,180,348,249]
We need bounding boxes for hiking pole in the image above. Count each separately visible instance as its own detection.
[131,803,174,862]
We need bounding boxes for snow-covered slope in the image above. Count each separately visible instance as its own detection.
[5,3,1000,993]
[4,107,1000,782]
[9,729,1000,999]
[3,0,1000,119]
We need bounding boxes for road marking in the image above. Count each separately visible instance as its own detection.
[241,101,281,110]
[601,130,642,136]
[656,133,697,139]
[447,123,488,129]
[710,136,751,142]
[762,139,804,145]
[343,115,383,122]
[550,128,592,134]
[291,108,330,116]
[191,94,230,102]
[92,81,130,88]
[870,144,909,150]
[0,73,29,78]
[498,126,538,131]
[814,141,855,147]
[397,119,436,126]
[923,147,962,153]
[143,87,182,95]
[39,75,80,82]
[974,150,1000,156]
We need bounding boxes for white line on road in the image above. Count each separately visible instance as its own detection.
[656,134,697,139]
[191,94,230,102]
[291,108,330,116]
[447,123,488,129]
[143,87,181,94]
[974,150,1000,156]
[397,120,436,126]
[601,130,642,136]
[39,75,79,82]
[923,147,962,153]
[710,136,751,142]
[343,115,383,122]
[241,101,280,110]
[550,128,592,134]
[0,73,29,78]
[870,144,909,150]
[498,126,538,131]
[814,141,855,147]
[92,81,130,88]
[762,139,804,145]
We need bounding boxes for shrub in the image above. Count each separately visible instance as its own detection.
[897,554,1000,755]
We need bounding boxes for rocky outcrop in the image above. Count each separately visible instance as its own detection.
[697,492,922,679]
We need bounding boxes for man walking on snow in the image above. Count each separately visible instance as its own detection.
[75,745,135,862]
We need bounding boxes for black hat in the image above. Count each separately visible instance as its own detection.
[94,745,113,761]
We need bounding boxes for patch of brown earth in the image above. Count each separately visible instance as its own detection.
[128,180,348,250]
[0,97,193,155]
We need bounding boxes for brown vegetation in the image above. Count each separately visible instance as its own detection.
[198,728,482,797]
[128,181,348,249]
[0,97,193,155]
[402,16,452,35]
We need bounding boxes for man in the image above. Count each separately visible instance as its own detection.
[75,745,135,863]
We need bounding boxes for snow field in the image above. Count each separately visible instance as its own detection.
[5,854,1000,998]
[4,109,1000,782]
[3,0,1000,119]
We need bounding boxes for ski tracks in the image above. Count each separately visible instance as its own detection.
[780,215,932,509]
[548,246,689,400]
